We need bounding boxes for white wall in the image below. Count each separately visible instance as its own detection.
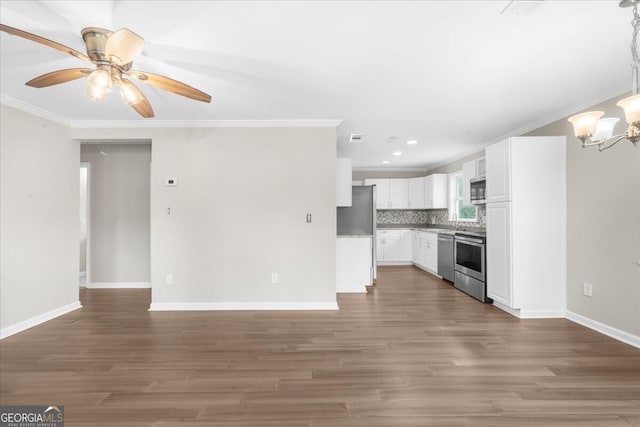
[80,143,151,284]
[0,105,81,336]
[149,127,337,308]
[70,125,339,309]
[526,93,640,338]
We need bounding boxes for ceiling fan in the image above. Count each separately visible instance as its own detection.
[0,23,212,118]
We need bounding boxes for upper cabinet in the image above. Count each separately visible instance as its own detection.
[424,174,448,209]
[476,157,486,177]
[336,158,352,207]
[462,160,477,206]
[462,156,486,205]
[486,141,512,203]
[364,175,446,210]
[408,177,425,209]
[364,179,408,209]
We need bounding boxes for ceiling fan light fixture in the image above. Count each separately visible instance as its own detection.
[118,79,144,105]
[87,68,112,101]
[86,68,112,101]
[0,23,211,118]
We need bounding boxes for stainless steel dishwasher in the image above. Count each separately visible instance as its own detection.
[437,233,454,283]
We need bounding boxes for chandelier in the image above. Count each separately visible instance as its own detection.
[568,0,640,151]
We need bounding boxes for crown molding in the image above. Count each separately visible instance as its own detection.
[353,167,428,173]
[0,95,343,129]
[69,119,343,129]
[426,84,629,173]
[0,94,71,127]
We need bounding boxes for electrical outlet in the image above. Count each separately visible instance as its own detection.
[271,273,279,284]
[166,273,174,285]
[583,283,593,297]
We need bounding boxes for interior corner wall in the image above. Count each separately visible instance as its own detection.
[427,150,486,175]
[525,93,640,338]
[80,143,151,283]
[149,127,337,307]
[0,105,80,333]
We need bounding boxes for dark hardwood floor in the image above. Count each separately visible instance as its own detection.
[1,266,639,426]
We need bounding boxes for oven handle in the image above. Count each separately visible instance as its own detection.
[455,236,484,245]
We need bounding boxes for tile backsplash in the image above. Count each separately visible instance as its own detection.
[377,207,486,228]
[377,210,428,224]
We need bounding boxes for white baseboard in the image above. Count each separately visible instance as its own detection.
[491,302,565,319]
[566,310,640,349]
[87,282,151,289]
[149,301,339,311]
[519,309,566,319]
[1,301,82,340]
[491,301,522,317]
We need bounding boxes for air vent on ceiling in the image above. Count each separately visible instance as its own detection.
[349,134,364,143]
[501,0,544,16]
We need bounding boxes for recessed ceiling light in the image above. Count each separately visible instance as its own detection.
[407,140,418,145]
[382,160,390,164]
[392,151,402,156]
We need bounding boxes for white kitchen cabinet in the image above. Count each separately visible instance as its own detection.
[364,179,409,209]
[399,229,412,261]
[486,141,511,203]
[476,157,486,177]
[462,160,477,206]
[390,179,409,209]
[486,136,566,317]
[336,236,372,293]
[377,229,411,264]
[424,174,448,209]
[336,158,352,207]
[486,202,512,306]
[408,177,425,209]
[422,231,438,273]
[365,179,390,209]
[411,230,438,273]
[412,231,423,265]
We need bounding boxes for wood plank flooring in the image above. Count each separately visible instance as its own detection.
[1,266,639,426]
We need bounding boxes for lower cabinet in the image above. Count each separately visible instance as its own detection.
[377,229,439,274]
[412,231,438,273]
[377,229,412,262]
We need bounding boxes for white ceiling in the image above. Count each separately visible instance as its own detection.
[0,1,631,169]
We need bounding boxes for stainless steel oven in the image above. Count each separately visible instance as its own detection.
[454,231,491,302]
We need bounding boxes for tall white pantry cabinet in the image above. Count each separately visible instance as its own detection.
[486,136,566,318]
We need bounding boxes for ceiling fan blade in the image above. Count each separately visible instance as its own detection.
[26,68,93,88]
[105,28,144,66]
[131,96,154,118]
[128,70,211,103]
[0,23,91,63]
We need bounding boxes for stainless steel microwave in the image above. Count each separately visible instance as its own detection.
[470,177,486,205]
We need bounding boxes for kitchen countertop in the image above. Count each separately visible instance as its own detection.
[376,224,486,235]
[337,234,373,238]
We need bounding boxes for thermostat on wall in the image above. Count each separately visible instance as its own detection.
[165,177,178,187]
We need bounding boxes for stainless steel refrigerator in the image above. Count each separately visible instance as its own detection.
[337,185,377,279]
